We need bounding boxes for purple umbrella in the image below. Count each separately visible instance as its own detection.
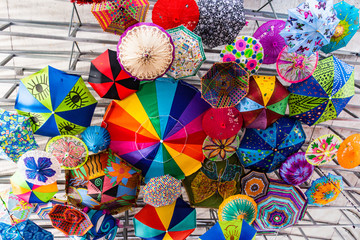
[253,20,286,64]
[279,152,314,186]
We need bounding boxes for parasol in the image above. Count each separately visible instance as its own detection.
[33,199,66,219]
[0,189,33,225]
[337,134,360,169]
[279,152,314,186]
[305,134,342,166]
[81,126,111,153]
[3,219,54,240]
[81,209,118,240]
[241,171,269,200]
[202,135,239,162]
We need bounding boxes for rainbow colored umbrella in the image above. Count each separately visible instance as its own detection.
[199,220,257,240]
[0,189,33,225]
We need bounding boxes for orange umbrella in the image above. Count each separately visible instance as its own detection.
[337,134,360,169]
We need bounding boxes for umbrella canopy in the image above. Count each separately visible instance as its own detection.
[279,152,314,186]
[3,220,54,240]
[241,171,269,200]
[183,155,244,208]
[237,117,306,173]
[81,209,118,240]
[91,0,149,35]
[101,78,210,182]
[280,0,340,57]
[133,198,196,240]
[81,126,111,154]
[305,173,343,206]
[254,180,308,231]
[15,66,97,137]
[305,134,342,166]
[253,20,286,64]
[235,75,289,129]
[321,1,360,54]
[0,189,33,225]
[337,134,360,169]
[202,135,239,161]
[88,49,140,100]
[0,109,38,163]
[117,23,175,81]
[288,55,355,126]
[220,36,264,75]
[166,25,206,80]
[152,0,199,31]
[201,62,250,108]
[33,198,66,219]
[194,0,246,48]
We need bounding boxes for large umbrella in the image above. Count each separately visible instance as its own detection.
[305,134,342,166]
[279,152,314,186]
[133,198,196,240]
[280,0,340,57]
[241,171,269,200]
[237,117,306,173]
[15,66,97,137]
[288,55,355,126]
[3,220,54,240]
[0,189,33,225]
[235,75,289,129]
[81,126,111,153]
[337,134,360,169]
[101,78,210,181]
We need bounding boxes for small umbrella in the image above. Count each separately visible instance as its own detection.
[241,171,269,200]
[91,0,149,35]
[202,135,239,161]
[237,117,306,173]
[133,198,196,240]
[0,189,33,225]
[321,1,360,54]
[279,152,314,186]
[305,173,343,206]
[3,220,54,240]
[337,134,360,169]
[201,62,250,108]
[117,23,175,81]
[82,209,118,240]
[288,55,355,126]
[72,0,105,4]
[143,175,181,207]
[218,194,258,224]
[235,75,289,129]
[88,49,140,100]
[220,36,264,75]
[305,134,342,166]
[152,0,199,31]
[194,0,246,48]
[81,126,111,153]
[0,109,38,163]
[166,25,206,80]
[280,0,340,57]
[15,66,97,137]
[253,20,286,64]
[33,198,66,219]
[199,219,257,240]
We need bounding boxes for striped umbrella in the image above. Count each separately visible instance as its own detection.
[33,199,66,219]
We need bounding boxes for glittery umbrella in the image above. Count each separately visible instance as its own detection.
[305,134,342,166]
[241,171,269,200]
[337,134,360,169]
[279,152,314,186]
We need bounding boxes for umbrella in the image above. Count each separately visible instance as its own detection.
[91,0,149,35]
[305,173,343,206]
[279,152,314,185]
[337,134,360,169]
[33,198,66,219]
[143,175,181,207]
[15,66,97,137]
[199,219,257,240]
[305,134,342,166]
[133,198,196,240]
[49,204,93,236]
[235,75,289,129]
[88,49,140,100]
[237,117,306,173]
[183,155,244,208]
[218,194,258,224]
[201,62,250,108]
[101,78,210,181]
[194,0,246,48]
[241,171,269,200]
[117,23,175,81]
[220,36,264,75]
[152,0,199,31]
[81,126,111,153]
[0,109,38,163]
[3,220,54,240]
[166,25,206,80]
[321,1,360,54]
[280,0,340,57]
[253,180,308,231]
[253,20,286,64]
[202,135,239,161]
[72,0,105,4]
[46,135,89,169]
[81,209,118,240]
[0,189,33,225]
[288,55,355,126]
[276,46,319,83]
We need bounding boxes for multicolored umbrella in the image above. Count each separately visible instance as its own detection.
[81,209,119,240]
[117,23,175,81]
[235,75,289,129]
[288,55,355,126]
[0,109,38,163]
[199,220,257,240]
[337,134,360,169]
[280,0,340,57]
[91,0,149,35]
[321,1,360,54]
[88,49,140,100]
[101,78,210,181]
[220,36,264,75]
[166,25,206,80]
[241,171,269,200]
[15,66,97,137]
[253,20,286,64]
[133,198,196,240]
[152,0,199,31]
[306,134,342,166]
[33,198,66,219]
[0,189,33,225]
[279,152,314,186]
[305,173,343,206]
[237,117,306,173]
[81,126,111,153]
[194,0,246,48]
[3,220,54,240]
[202,135,239,161]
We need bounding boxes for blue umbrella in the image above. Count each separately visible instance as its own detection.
[2,220,54,240]
[199,220,257,240]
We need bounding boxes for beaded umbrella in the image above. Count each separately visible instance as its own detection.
[241,171,269,200]
[279,152,314,186]
[305,134,342,166]
[337,134,360,169]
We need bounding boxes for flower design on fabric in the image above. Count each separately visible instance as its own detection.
[312,182,340,206]
[306,135,341,165]
[24,157,56,183]
[104,151,135,186]
[50,139,85,168]
[222,54,236,62]
[246,60,258,71]
[203,136,238,161]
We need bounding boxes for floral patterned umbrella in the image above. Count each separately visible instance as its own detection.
[241,171,269,200]
[202,135,239,161]
[305,134,342,166]
[279,152,314,185]
[0,189,33,225]
[337,134,360,169]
